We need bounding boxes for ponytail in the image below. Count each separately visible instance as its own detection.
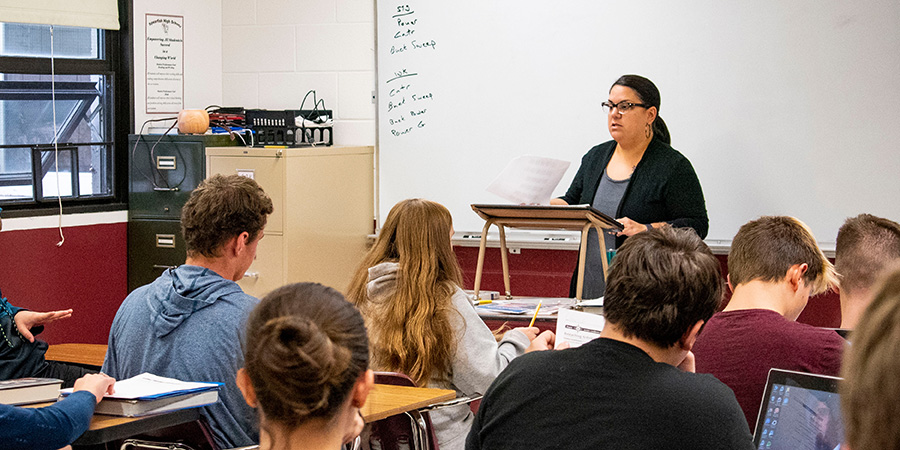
[653,115,670,145]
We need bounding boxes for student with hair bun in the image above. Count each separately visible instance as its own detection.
[347,198,555,450]
[236,282,374,450]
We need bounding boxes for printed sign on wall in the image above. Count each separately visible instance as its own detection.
[145,14,184,114]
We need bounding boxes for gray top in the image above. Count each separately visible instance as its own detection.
[364,262,530,450]
[583,170,630,299]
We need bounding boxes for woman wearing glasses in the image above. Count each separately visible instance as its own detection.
[551,74,708,298]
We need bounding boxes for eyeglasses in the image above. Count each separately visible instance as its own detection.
[601,100,650,114]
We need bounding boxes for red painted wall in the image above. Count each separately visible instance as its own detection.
[0,222,127,344]
[454,246,841,328]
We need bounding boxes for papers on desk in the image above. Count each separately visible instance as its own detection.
[62,373,222,417]
[555,308,605,348]
[98,373,221,400]
[475,298,575,315]
[486,155,570,205]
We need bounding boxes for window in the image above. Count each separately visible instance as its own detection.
[0,10,130,214]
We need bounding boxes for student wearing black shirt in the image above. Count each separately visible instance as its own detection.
[466,228,753,450]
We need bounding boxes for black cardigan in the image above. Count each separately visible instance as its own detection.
[559,139,709,248]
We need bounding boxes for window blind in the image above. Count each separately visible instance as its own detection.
[0,0,119,30]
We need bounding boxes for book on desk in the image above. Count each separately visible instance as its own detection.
[62,373,221,417]
[0,377,63,405]
[92,389,219,417]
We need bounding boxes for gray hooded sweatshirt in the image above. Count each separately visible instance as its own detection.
[102,265,259,449]
[366,262,530,450]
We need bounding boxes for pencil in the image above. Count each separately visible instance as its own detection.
[528,301,542,328]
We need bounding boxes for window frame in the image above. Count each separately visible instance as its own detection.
[0,0,132,218]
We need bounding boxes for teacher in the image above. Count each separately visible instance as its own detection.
[550,74,708,298]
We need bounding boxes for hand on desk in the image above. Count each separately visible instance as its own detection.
[73,373,116,404]
[14,308,73,343]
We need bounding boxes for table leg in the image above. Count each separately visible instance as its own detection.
[497,225,512,298]
[472,220,493,299]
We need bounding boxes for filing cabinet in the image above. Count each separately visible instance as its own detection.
[126,134,242,292]
[205,146,375,298]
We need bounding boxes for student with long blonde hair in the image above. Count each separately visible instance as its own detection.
[347,198,555,450]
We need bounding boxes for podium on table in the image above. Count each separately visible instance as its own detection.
[470,204,622,301]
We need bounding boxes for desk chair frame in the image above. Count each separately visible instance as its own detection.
[368,372,481,450]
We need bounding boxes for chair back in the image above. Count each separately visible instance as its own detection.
[363,372,439,450]
[114,417,219,450]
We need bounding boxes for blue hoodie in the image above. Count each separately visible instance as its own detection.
[102,266,259,448]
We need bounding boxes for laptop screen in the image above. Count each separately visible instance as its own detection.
[753,369,844,450]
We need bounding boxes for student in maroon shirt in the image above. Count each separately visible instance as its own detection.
[693,216,845,430]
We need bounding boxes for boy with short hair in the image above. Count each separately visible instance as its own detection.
[693,216,844,428]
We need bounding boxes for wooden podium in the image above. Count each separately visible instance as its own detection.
[470,204,623,300]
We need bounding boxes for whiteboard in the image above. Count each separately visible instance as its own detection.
[376,0,900,244]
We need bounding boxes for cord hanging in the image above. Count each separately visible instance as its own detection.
[50,25,65,247]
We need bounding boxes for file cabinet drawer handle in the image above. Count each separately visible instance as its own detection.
[155,234,176,248]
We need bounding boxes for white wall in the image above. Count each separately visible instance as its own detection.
[132,0,224,131]
[221,0,376,145]
[374,0,900,242]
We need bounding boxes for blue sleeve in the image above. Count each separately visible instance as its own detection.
[0,391,97,450]
[0,294,24,318]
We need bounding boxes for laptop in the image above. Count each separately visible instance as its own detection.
[752,369,844,450]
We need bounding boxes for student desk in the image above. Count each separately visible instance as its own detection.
[45,343,107,368]
[24,402,201,449]
[362,384,455,422]
[475,298,577,334]
[74,408,202,448]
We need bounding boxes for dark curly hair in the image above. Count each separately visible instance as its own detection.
[603,227,723,348]
[181,174,273,258]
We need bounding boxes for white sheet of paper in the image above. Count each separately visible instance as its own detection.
[486,155,570,205]
[555,307,606,348]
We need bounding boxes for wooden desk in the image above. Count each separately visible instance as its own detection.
[362,384,455,422]
[45,343,107,368]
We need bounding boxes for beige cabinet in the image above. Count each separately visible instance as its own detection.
[206,146,375,298]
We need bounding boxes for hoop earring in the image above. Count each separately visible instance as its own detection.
[645,123,651,139]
